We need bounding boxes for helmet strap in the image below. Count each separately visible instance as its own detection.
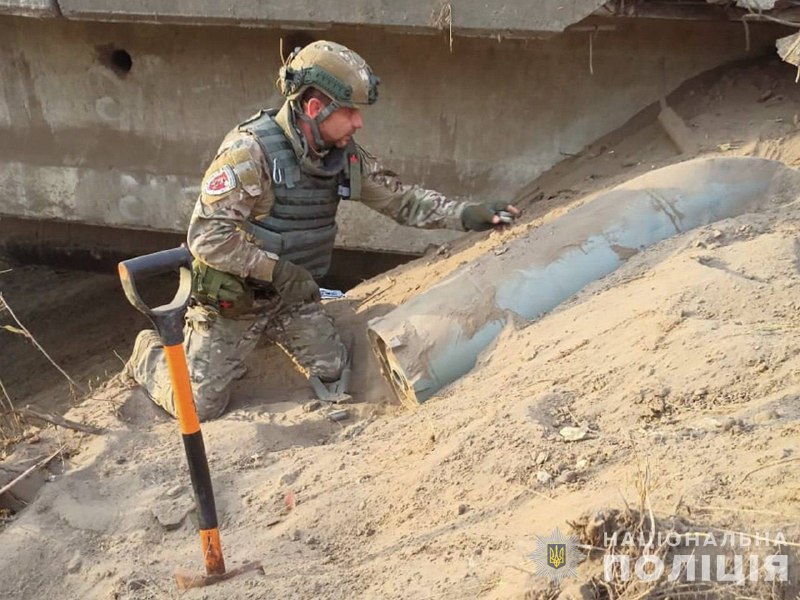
[294,98,341,154]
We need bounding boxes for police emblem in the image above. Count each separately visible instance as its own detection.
[204,165,237,196]
[529,528,583,583]
[547,543,566,569]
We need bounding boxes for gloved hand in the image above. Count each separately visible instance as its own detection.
[271,259,321,305]
[461,201,520,231]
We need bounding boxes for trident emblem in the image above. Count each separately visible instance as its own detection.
[547,543,566,569]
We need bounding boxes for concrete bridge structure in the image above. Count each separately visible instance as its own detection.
[0,0,789,267]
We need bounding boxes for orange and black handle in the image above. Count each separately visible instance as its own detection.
[118,247,226,576]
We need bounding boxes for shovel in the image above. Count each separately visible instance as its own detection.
[117,247,261,589]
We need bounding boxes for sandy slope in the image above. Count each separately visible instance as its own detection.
[2,59,800,599]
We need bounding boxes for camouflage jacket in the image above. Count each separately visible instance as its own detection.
[187,103,469,281]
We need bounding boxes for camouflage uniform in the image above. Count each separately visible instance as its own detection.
[129,102,470,421]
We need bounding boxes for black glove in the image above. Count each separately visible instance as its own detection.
[461,201,518,231]
[271,260,320,305]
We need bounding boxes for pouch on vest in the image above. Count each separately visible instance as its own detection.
[191,260,254,318]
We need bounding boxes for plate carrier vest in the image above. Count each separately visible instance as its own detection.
[238,109,361,280]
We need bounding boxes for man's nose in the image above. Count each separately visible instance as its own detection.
[352,109,364,130]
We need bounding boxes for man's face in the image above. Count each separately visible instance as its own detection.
[305,98,364,148]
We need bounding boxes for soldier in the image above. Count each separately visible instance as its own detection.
[125,40,519,421]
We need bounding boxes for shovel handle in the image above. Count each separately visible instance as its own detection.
[118,246,194,346]
[117,247,227,578]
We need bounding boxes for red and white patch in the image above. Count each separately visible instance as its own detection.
[203,165,237,196]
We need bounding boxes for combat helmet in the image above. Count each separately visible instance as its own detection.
[278,40,379,107]
[277,40,380,147]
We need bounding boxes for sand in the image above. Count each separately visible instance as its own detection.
[1,59,800,599]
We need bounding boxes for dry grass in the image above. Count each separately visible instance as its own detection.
[567,450,793,600]
[0,292,88,456]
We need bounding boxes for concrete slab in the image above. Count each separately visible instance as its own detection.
[0,0,59,17]
[57,0,606,35]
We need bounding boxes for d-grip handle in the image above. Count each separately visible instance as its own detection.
[118,246,194,346]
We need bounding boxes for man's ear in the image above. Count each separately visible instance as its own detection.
[304,97,323,119]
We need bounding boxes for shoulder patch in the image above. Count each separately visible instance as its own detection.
[204,165,237,196]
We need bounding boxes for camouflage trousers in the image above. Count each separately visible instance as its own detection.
[128,295,346,421]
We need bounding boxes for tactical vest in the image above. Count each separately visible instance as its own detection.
[238,109,359,280]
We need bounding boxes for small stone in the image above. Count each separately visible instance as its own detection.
[279,470,300,487]
[720,417,737,431]
[66,552,82,574]
[535,451,548,465]
[753,409,780,424]
[165,484,184,499]
[559,426,589,442]
[359,500,367,510]
[305,534,319,546]
[692,387,708,399]
[126,578,148,592]
[290,529,301,541]
[457,504,469,516]
[556,470,577,484]
[576,459,588,469]
[303,401,321,413]
[536,470,552,484]
[115,456,127,465]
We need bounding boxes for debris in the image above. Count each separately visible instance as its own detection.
[737,0,776,10]
[559,426,589,442]
[716,142,739,152]
[657,103,699,155]
[126,578,148,592]
[753,409,780,424]
[319,288,345,300]
[302,400,321,413]
[328,409,350,422]
[165,484,185,499]
[66,552,82,574]
[279,470,300,487]
[14,407,104,435]
[339,417,375,440]
[284,489,296,512]
[536,470,552,484]
[777,32,800,81]
[0,445,64,498]
[556,470,577,484]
